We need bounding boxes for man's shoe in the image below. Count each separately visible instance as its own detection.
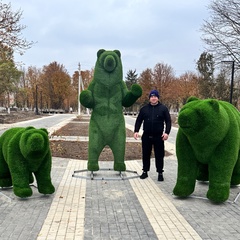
[140,172,148,179]
[158,173,164,181]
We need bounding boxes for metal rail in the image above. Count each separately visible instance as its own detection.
[72,168,139,180]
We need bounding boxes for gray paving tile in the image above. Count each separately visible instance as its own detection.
[0,158,69,240]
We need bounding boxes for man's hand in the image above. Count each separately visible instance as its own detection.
[162,133,169,141]
[134,132,139,140]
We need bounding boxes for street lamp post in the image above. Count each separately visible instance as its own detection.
[40,91,43,114]
[222,60,235,104]
[36,85,39,115]
[78,63,81,116]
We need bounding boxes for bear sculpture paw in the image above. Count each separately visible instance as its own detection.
[114,162,126,172]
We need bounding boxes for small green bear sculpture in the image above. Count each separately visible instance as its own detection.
[173,97,240,203]
[80,49,142,172]
[0,126,55,198]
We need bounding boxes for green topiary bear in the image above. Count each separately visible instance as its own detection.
[173,97,240,203]
[80,49,142,172]
[0,126,55,198]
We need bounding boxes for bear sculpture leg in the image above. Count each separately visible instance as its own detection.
[231,154,240,185]
[87,131,105,171]
[110,139,126,172]
[0,157,12,187]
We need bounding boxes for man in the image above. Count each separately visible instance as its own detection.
[134,89,171,181]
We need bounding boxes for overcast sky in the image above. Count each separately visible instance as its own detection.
[9,0,211,78]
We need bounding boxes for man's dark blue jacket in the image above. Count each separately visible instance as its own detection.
[134,102,171,136]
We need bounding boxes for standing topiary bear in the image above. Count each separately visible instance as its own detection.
[0,126,55,198]
[173,97,240,203]
[80,49,142,172]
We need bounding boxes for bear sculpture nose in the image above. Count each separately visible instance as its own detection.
[28,133,45,151]
[104,55,116,72]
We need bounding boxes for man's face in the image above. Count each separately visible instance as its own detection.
[149,95,159,105]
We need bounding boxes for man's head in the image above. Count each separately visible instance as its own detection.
[149,90,159,99]
[149,90,159,105]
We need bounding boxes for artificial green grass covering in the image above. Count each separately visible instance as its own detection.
[173,97,240,203]
[80,49,142,171]
[0,126,55,198]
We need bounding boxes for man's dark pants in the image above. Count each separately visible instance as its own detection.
[141,133,165,173]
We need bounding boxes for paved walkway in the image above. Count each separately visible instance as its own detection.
[36,160,201,240]
[1,117,240,239]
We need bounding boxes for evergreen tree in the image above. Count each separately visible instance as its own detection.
[0,60,22,107]
[125,69,138,90]
[197,52,215,98]
[214,69,229,101]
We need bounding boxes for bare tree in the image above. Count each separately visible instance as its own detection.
[0,2,34,55]
[138,68,154,105]
[201,0,240,64]
[42,62,71,110]
[152,62,175,102]
[177,72,200,104]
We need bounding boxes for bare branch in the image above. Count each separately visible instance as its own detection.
[201,0,240,66]
[0,2,34,55]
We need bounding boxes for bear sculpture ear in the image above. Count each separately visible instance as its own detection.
[113,50,121,58]
[208,99,219,112]
[186,96,199,103]
[25,126,35,130]
[40,128,48,134]
[97,49,105,58]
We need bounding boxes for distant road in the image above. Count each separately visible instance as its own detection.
[124,115,178,155]
[0,114,75,136]
[0,113,178,155]
[124,115,178,145]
